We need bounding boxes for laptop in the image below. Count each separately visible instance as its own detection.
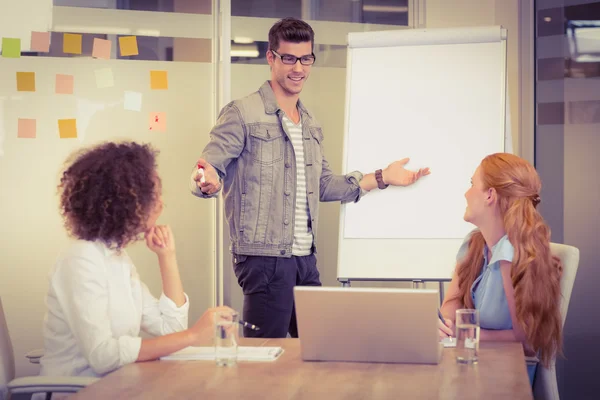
[294,286,443,364]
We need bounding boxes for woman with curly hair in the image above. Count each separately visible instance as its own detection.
[439,153,562,386]
[40,141,232,377]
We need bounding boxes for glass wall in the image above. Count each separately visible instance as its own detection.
[535,0,600,398]
[0,0,216,376]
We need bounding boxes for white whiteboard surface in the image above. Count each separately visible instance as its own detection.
[338,26,506,281]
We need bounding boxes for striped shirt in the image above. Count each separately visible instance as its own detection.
[283,114,313,256]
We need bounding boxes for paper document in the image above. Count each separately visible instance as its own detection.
[160,346,284,362]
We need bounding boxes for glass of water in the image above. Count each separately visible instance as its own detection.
[214,310,239,367]
[455,309,480,364]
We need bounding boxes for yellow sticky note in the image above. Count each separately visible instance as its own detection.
[149,112,166,132]
[119,36,138,56]
[2,38,21,58]
[58,119,77,139]
[150,70,168,90]
[18,119,36,139]
[63,33,82,54]
[16,72,36,92]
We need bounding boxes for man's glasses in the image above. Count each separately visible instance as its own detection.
[271,50,316,66]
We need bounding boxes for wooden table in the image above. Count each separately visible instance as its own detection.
[70,338,532,399]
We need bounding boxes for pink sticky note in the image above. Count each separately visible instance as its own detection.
[18,118,36,139]
[149,112,166,132]
[30,32,50,52]
[92,38,111,60]
[55,74,74,94]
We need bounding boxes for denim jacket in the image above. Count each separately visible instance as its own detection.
[190,81,364,257]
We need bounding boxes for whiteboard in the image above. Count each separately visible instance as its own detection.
[337,26,507,281]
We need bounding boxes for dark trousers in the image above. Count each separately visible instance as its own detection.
[232,253,322,338]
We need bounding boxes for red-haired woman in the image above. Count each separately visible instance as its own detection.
[440,153,562,386]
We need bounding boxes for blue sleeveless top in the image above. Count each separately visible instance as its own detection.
[456,231,537,385]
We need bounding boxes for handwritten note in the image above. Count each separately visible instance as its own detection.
[95,68,114,88]
[149,112,166,132]
[58,119,77,139]
[16,72,36,92]
[150,70,168,90]
[2,38,21,58]
[30,32,50,52]
[124,91,142,111]
[17,119,36,139]
[55,74,74,94]
[119,36,138,56]
[63,33,82,55]
[92,38,111,59]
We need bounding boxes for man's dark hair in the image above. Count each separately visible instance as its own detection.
[58,141,160,250]
[268,17,315,52]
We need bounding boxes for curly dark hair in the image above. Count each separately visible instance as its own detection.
[58,141,160,250]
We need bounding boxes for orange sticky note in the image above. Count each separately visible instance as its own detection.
[30,32,50,52]
[17,119,36,139]
[149,112,166,132]
[16,72,36,92]
[58,119,77,138]
[55,74,74,94]
[63,33,82,54]
[119,36,138,56]
[150,70,168,90]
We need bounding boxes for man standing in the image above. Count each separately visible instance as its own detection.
[190,17,429,338]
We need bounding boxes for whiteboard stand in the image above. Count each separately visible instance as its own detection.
[338,278,448,305]
[412,280,424,289]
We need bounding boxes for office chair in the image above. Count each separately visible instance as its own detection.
[0,297,97,400]
[532,243,580,400]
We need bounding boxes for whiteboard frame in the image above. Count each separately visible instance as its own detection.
[337,26,508,283]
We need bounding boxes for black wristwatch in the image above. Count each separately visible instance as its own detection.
[375,169,388,190]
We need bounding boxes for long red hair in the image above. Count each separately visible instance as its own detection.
[452,153,562,366]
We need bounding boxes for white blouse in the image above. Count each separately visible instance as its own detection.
[39,240,189,377]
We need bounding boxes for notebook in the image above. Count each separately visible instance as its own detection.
[160,346,284,362]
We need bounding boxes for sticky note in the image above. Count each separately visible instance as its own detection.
[149,112,166,132]
[63,33,82,54]
[17,119,36,139]
[92,38,112,59]
[16,72,36,92]
[119,36,138,56]
[2,38,21,58]
[150,70,168,90]
[58,119,77,138]
[55,74,74,94]
[95,68,114,88]
[30,32,50,52]
[124,91,142,111]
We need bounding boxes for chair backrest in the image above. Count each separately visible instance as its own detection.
[550,243,580,328]
[0,297,16,399]
[533,243,580,400]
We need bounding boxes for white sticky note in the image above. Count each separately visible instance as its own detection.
[124,91,142,111]
[95,68,114,88]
